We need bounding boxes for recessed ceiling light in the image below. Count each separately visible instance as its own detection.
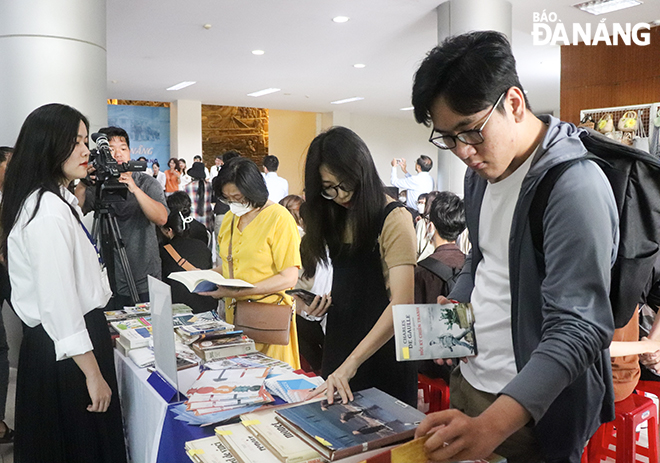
[400,107,414,111]
[167,81,196,91]
[331,97,364,105]
[252,50,265,55]
[332,16,350,23]
[353,63,366,69]
[573,0,642,15]
[247,88,281,97]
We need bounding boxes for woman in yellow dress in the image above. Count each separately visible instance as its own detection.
[201,157,301,368]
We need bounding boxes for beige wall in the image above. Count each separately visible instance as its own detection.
[268,109,318,196]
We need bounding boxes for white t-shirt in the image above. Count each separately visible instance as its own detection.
[263,172,289,203]
[460,150,535,394]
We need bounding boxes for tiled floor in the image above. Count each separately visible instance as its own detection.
[0,367,16,463]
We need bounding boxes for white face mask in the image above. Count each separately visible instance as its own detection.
[417,202,425,214]
[229,202,254,217]
[399,196,406,203]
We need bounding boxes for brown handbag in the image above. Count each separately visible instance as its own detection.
[228,217,292,345]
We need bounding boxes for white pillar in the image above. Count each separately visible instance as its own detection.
[434,0,512,196]
[0,0,107,145]
[170,100,202,165]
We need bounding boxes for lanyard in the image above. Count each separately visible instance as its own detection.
[80,223,104,266]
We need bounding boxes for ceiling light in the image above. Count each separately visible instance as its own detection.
[167,81,196,91]
[247,88,280,97]
[353,63,366,69]
[332,16,350,23]
[400,107,414,111]
[331,97,364,105]
[252,50,265,55]
[573,0,642,15]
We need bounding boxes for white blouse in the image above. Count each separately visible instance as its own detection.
[8,187,112,361]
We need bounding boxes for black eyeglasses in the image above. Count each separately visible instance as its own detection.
[429,92,505,150]
[321,182,352,200]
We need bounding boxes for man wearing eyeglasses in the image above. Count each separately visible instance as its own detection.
[411,31,617,463]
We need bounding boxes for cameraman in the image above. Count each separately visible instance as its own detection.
[75,127,168,308]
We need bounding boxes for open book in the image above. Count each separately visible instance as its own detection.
[168,270,253,293]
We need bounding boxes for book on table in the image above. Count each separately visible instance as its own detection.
[275,387,426,461]
[392,302,477,362]
[169,270,254,293]
[185,435,240,463]
[192,335,257,361]
[216,423,283,463]
[239,409,327,463]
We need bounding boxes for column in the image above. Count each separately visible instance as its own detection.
[170,100,202,165]
[435,0,512,195]
[0,0,107,145]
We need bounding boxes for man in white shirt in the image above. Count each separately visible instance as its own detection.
[262,155,289,203]
[209,155,223,180]
[390,155,434,209]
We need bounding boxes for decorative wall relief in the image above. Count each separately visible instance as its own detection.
[202,105,269,166]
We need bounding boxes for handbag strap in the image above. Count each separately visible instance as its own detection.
[164,244,199,271]
[228,216,236,279]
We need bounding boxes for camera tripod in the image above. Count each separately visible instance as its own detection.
[91,202,140,305]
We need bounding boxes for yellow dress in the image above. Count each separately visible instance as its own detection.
[218,203,301,368]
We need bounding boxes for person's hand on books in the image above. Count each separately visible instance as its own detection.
[305,359,359,405]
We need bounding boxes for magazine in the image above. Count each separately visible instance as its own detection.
[392,302,476,361]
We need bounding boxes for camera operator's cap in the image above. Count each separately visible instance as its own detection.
[188,161,206,179]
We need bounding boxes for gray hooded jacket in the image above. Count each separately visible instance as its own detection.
[451,115,618,462]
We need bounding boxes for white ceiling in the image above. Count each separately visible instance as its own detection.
[107,0,660,119]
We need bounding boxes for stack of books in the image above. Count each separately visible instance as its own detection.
[175,311,238,344]
[204,352,294,371]
[185,367,274,416]
[185,436,239,463]
[110,317,152,353]
[192,334,257,362]
[105,302,151,322]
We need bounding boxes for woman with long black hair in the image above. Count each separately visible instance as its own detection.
[1,104,127,462]
[302,126,417,406]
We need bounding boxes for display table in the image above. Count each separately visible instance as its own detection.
[115,350,400,463]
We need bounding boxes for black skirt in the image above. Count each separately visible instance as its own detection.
[14,308,127,463]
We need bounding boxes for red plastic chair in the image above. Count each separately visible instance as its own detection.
[418,374,450,414]
[588,392,659,463]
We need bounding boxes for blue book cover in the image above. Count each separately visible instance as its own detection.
[275,387,425,460]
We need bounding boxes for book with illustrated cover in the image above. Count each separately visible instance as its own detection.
[275,388,426,461]
[185,435,240,463]
[186,367,273,415]
[118,324,152,349]
[240,409,328,463]
[392,302,476,361]
[169,270,254,293]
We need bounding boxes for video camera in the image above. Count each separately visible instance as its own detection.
[89,132,147,203]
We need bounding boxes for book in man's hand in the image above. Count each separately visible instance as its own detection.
[392,302,477,362]
[275,388,426,461]
[169,270,254,293]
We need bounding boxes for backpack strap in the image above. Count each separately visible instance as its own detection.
[418,256,458,282]
[164,244,199,271]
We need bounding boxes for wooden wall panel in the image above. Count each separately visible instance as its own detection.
[560,27,660,125]
[201,105,269,167]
